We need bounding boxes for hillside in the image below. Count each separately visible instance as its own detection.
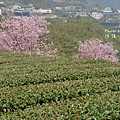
[89,0,120,9]
[0,51,120,119]
[47,18,120,58]
[53,0,64,2]
[4,0,53,8]
[4,0,120,9]
[47,18,106,57]
[4,0,87,8]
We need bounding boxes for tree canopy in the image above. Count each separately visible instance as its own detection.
[47,18,105,57]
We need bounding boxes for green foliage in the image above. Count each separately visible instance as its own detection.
[8,0,52,8]
[47,18,105,57]
[1,51,120,88]
[110,37,120,59]
[0,15,3,22]
[0,50,120,119]
[1,92,119,119]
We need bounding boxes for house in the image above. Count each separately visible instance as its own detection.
[40,9,52,14]
[103,7,113,13]
[0,1,5,7]
[55,7,64,11]
[100,22,120,27]
[14,11,30,17]
[91,12,103,20]
[12,5,22,10]
[67,6,76,11]
[0,9,1,15]
[33,8,52,14]
[117,9,120,13]
[75,11,88,17]
[0,2,4,4]
[24,4,35,12]
[103,13,120,17]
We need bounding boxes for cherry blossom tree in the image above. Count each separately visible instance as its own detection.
[0,16,57,56]
[75,38,119,62]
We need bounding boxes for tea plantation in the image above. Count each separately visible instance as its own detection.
[0,51,120,119]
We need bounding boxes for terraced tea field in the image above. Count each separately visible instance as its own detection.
[0,51,120,119]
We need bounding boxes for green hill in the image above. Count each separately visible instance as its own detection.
[89,0,120,9]
[5,0,88,8]
[0,50,120,119]
[47,18,120,58]
[5,0,52,8]
[47,18,106,57]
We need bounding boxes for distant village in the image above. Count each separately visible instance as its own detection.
[0,1,120,29]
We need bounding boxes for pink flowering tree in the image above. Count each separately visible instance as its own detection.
[0,16,57,56]
[75,38,119,62]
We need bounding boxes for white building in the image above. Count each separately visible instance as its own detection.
[67,6,76,10]
[91,12,103,20]
[40,9,52,14]
[25,4,35,12]
[75,12,88,17]
[103,7,113,13]
[33,8,52,14]
[0,9,1,15]
[55,7,63,10]
[0,2,4,4]
[12,5,22,10]
[118,9,120,13]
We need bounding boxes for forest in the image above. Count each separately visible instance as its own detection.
[47,18,120,58]
[4,0,88,8]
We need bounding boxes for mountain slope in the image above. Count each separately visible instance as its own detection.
[89,0,120,9]
[4,0,53,8]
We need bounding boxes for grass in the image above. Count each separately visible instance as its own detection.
[0,50,120,119]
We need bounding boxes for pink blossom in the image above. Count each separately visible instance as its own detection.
[75,38,119,62]
[0,16,57,56]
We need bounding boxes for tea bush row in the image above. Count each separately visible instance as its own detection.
[1,66,120,87]
[1,52,120,88]
[1,91,119,120]
[0,76,120,114]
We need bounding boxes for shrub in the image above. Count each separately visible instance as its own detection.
[75,38,119,62]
